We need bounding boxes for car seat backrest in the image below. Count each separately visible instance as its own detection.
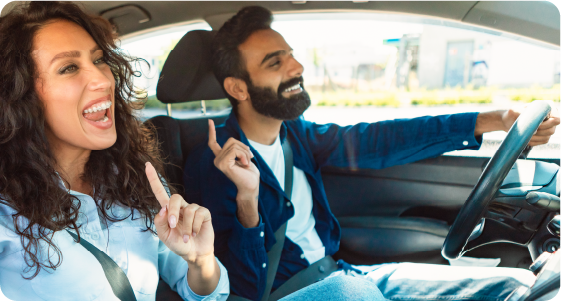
[147,30,228,194]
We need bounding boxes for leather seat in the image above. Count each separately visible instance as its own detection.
[147,30,228,193]
[149,30,227,300]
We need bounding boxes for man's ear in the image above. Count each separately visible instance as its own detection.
[224,77,249,103]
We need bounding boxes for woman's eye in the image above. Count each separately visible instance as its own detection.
[94,57,106,65]
[59,64,77,74]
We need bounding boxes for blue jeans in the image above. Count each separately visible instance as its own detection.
[328,261,536,301]
[279,275,387,301]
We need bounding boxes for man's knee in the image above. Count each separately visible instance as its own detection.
[280,276,386,301]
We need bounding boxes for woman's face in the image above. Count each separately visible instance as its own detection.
[33,19,117,154]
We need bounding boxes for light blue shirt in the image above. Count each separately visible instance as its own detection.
[0,190,229,301]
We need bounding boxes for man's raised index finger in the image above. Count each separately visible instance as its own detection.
[145,162,169,206]
[208,119,222,156]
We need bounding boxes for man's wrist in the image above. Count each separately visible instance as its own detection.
[236,190,259,228]
[474,110,508,136]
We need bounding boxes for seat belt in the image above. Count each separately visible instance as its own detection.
[227,138,293,301]
[66,230,137,301]
[260,138,293,301]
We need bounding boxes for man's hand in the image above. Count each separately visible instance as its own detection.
[145,162,220,295]
[475,103,560,146]
[501,103,560,146]
[208,119,260,228]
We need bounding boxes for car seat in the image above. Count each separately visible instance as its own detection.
[148,30,228,300]
[146,30,229,196]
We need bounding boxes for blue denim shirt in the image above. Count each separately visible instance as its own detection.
[184,111,482,300]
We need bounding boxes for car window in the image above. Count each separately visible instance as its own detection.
[270,12,559,159]
[119,21,231,118]
[123,13,559,160]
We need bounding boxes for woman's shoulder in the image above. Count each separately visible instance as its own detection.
[0,199,18,227]
[0,199,26,257]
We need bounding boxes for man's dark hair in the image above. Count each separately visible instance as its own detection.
[212,6,273,111]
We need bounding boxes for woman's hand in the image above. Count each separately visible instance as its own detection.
[208,119,261,228]
[145,162,220,295]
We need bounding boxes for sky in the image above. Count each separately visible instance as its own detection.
[0,0,12,10]
[547,0,561,13]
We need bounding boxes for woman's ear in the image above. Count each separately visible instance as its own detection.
[224,77,249,103]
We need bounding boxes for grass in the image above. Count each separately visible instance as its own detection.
[508,84,560,103]
[141,85,559,110]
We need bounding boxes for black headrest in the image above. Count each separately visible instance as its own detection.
[156,30,226,104]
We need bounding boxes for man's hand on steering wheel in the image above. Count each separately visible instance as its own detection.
[501,103,560,146]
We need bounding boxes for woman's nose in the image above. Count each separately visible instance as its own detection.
[87,66,112,91]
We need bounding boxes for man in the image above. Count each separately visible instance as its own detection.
[184,6,559,301]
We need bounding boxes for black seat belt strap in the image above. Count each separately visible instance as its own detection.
[66,230,137,301]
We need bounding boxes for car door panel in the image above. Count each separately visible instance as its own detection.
[323,155,559,267]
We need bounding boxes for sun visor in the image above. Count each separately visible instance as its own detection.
[156,30,226,104]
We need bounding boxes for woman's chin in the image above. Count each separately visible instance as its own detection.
[87,131,117,150]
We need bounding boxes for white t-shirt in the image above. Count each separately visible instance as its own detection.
[248,136,326,265]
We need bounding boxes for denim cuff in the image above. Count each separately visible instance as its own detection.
[229,214,265,250]
[450,112,483,150]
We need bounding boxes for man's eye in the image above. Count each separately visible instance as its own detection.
[59,64,78,74]
[270,60,280,67]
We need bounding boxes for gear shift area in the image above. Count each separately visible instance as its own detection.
[507,250,560,301]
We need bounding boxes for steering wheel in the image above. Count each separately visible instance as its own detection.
[441,100,552,260]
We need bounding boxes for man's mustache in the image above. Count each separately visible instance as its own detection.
[277,76,304,95]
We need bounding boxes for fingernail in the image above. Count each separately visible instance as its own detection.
[169,215,177,228]
[192,232,197,238]
[183,234,190,243]
[145,162,149,166]
[250,150,254,158]
[159,206,166,217]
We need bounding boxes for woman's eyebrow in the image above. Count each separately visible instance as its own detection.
[50,50,80,65]
[50,46,102,65]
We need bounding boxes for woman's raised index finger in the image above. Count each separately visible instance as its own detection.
[208,119,222,156]
[145,162,170,206]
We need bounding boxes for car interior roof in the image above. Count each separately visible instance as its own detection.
[2,1,560,46]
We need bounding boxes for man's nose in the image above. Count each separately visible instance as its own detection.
[286,56,304,78]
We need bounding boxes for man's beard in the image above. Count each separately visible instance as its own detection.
[246,76,311,120]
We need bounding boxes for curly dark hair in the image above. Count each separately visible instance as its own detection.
[212,6,273,112]
[0,1,174,279]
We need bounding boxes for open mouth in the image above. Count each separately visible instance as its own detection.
[83,100,111,123]
[283,83,303,94]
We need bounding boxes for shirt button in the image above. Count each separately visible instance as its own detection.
[91,233,99,240]
[300,254,305,259]
[260,231,264,237]
[286,202,291,207]
[262,263,267,268]
[463,141,469,146]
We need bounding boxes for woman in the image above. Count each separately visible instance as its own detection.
[0,2,227,300]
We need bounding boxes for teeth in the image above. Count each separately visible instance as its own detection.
[95,116,109,123]
[84,101,111,114]
[284,84,301,93]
